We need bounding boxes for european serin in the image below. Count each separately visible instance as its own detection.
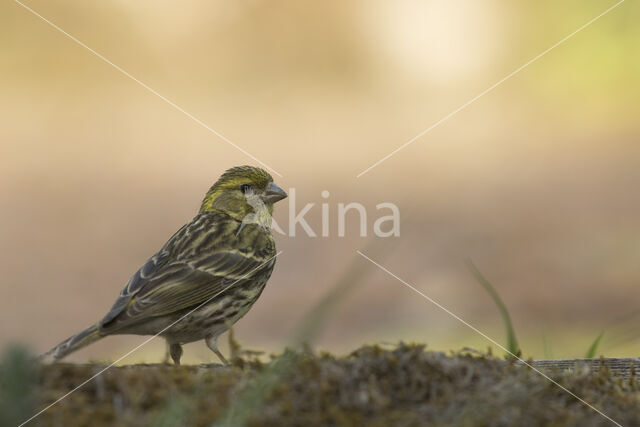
[44,165,287,365]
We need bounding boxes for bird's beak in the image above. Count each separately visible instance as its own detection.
[263,182,287,203]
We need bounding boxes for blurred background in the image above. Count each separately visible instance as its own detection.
[1,0,639,362]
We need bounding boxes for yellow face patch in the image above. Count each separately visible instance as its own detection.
[200,166,273,216]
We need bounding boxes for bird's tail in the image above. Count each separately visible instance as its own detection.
[41,323,103,361]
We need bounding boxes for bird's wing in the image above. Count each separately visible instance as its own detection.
[99,214,275,331]
[101,249,274,331]
[99,252,170,328]
[98,220,187,328]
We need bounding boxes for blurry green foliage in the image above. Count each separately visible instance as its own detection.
[519,0,640,114]
[0,344,36,426]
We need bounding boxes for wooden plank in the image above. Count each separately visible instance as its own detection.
[525,358,640,379]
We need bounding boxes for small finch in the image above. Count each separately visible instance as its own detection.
[44,166,287,365]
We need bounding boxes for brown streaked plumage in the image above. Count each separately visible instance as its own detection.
[43,165,287,364]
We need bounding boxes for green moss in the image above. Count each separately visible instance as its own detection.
[25,344,640,426]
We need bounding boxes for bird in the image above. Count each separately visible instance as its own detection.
[43,165,287,365]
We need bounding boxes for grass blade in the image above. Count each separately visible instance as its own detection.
[466,259,520,356]
[585,331,605,359]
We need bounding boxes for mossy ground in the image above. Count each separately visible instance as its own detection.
[6,344,640,426]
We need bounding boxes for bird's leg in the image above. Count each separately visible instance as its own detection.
[163,341,171,364]
[169,343,183,365]
[227,325,241,361]
[205,334,229,365]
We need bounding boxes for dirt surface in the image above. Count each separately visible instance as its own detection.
[4,344,639,426]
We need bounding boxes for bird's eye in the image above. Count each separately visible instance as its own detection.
[240,184,252,194]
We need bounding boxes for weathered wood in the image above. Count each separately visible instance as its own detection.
[525,358,640,379]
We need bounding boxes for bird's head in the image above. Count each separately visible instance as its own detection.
[200,166,287,221]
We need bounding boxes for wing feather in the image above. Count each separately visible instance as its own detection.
[99,213,275,332]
